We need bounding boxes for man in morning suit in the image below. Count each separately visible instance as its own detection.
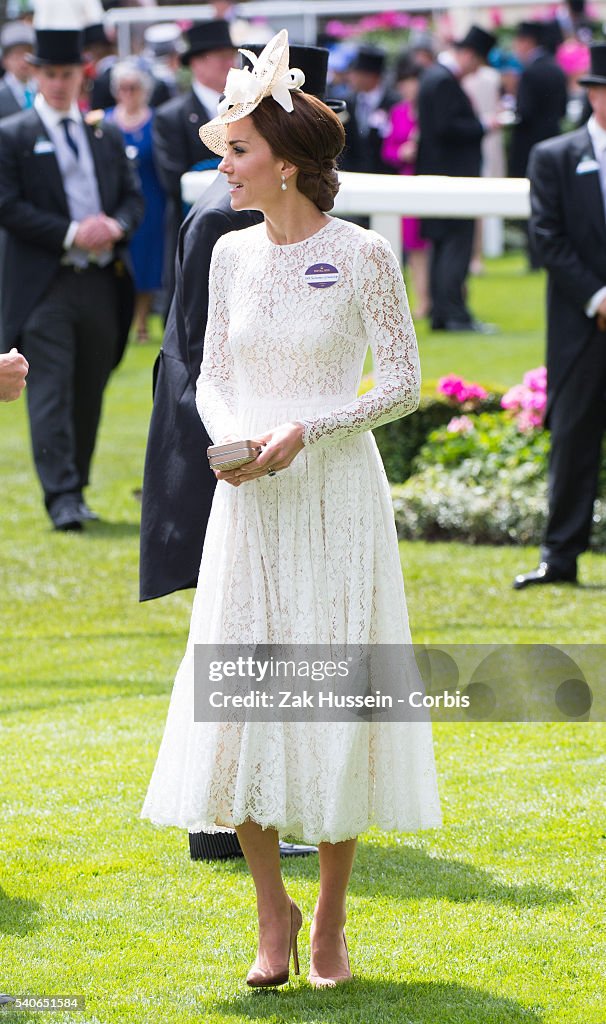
[153,20,236,309]
[0,29,143,531]
[340,45,398,175]
[508,21,568,180]
[514,44,606,589]
[0,22,36,119]
[139,43,343,861]
[416,25,497,333]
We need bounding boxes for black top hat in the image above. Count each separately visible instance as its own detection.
[83,23,113,48]
[239,41,345,114]
[27,29,85,67]
[240,43,329,99]
[395,52,423,81]
[181,20,235,65]
[515,21,546,44]
[578,43,606,86]
[455,25,496,61]
[351,45,386,75]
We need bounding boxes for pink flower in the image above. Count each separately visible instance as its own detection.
[501,383,527,410]
[520,388,546,412]
[522,366,547,392]
[447,415,474,434]
[324,19,357,39]
[462,382,489,401]
[438,374,466,398]
[516,409,544,432]
[438,374,488,404]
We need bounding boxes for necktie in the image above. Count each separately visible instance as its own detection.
[23,86,34,109]
[60,117,79,160]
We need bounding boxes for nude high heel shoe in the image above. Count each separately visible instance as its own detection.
[246,898,302,987]
[308,929,352,988]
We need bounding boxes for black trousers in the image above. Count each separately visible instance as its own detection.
[20,265,120,512]
[429,219,475,328]
[542,329,606,568]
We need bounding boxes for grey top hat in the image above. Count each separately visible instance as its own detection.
[1,21,35,54]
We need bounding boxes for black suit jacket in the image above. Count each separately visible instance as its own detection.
[0,80,22,120]
[528,126,606,422]
[153,89,219,200]
[0,108,144,358]
[153,89,220,306]
[509,54,568,177]
[139,174,261,601]
[340,87,399,174]
[416,63,484,240]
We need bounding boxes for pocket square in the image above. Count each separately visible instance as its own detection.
[576,158,599,174]
[33,138,55,155]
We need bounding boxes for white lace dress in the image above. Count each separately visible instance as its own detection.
[141,217,442,843]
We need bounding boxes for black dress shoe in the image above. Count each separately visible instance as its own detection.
[279,841,318,857]
[513,561,577,590]
[50,498,84,532]
[78,501,99,521]
[442,319,499,334]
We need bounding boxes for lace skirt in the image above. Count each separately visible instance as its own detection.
[141,396,442,843]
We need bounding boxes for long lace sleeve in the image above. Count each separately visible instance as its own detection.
[195,240,241,443]
[300,233,420,448]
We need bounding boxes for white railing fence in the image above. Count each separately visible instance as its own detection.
[181,170,530,257]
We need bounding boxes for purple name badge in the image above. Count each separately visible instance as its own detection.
[304,263,340,288]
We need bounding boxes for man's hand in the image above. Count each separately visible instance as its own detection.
[0,348,29,402]
[73,215,124,254]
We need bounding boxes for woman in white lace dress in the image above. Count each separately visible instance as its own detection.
[141,31,441,989]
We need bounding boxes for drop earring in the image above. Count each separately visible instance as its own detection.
[281,174,288,191]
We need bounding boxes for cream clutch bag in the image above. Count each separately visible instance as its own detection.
[207,440,262,471]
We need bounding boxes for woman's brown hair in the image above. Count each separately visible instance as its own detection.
[250,91,346,212]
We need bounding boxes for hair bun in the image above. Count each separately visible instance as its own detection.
[250,92,345,212]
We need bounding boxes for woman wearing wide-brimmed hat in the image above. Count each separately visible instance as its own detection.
[142,29,441,989]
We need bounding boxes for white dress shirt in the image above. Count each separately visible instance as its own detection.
[34,93,109,264]
[192,80,221,118]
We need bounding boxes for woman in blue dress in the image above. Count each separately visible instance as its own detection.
[107,61,167,342]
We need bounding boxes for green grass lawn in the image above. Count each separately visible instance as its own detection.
[1,254,604,1024]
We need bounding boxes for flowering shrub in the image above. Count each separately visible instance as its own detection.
[324,12,429,40]
[437,374,490,407]
[412,411,550,477]
[359,374,502,482]
[393,373,606,547]
[501,366,547,432]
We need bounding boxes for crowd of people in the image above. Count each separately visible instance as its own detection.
[0,4,604,565]
[1,3,606,994]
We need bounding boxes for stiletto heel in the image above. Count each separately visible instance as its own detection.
[246,897,303,987]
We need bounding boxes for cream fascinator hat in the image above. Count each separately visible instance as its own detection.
[199,29,305,156]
